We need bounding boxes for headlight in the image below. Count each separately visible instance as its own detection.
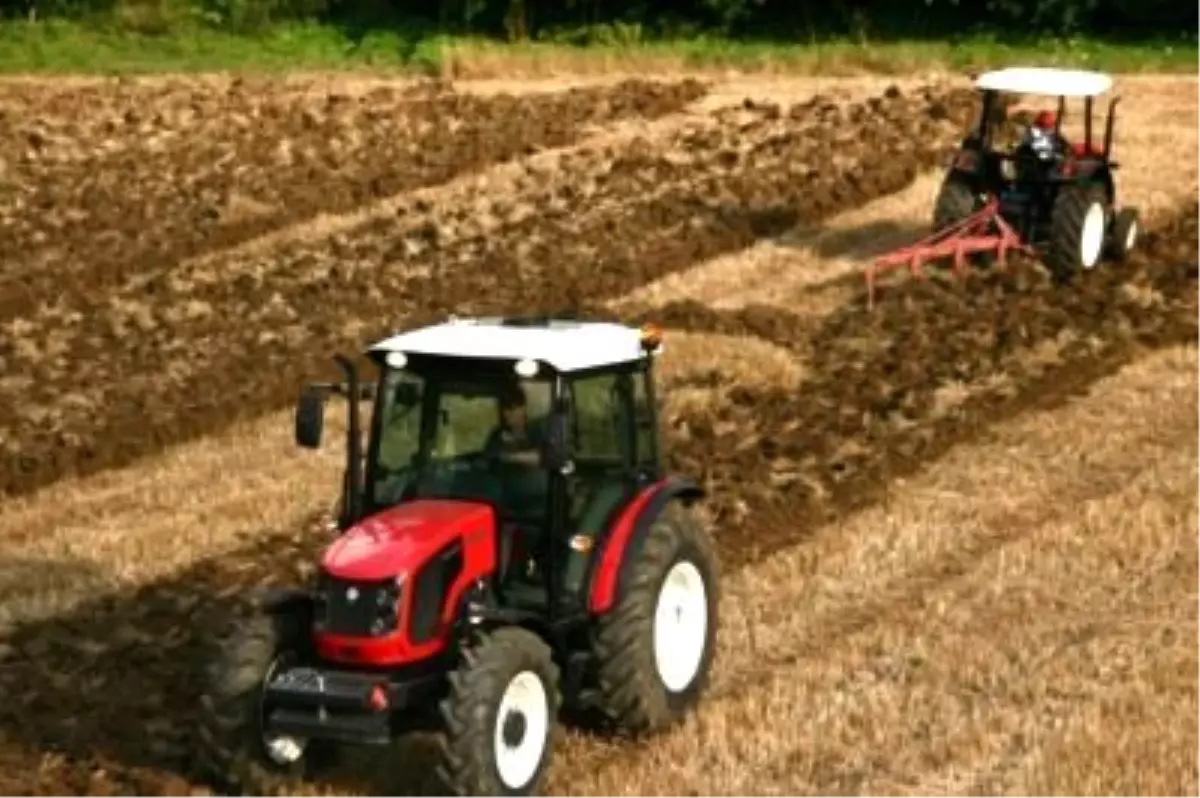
[371,576,403,636]
[312,572,404,637]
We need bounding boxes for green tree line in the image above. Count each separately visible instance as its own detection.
[3,0,1195,41]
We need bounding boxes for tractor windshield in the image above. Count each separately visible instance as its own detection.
[367,365,552,523]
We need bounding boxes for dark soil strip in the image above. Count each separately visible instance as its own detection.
[0,85,978,499]
[0,78,709,318]
[651,203,1199,570]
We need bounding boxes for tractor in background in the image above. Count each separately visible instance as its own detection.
[867,66,1141,307]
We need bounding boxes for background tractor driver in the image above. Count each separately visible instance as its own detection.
[1021,109,1068,161]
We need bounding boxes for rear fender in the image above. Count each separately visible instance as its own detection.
[587,477,705,615]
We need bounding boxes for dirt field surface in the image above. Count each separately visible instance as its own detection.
[0,70,1195,796]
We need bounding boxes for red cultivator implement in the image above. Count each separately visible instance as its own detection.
[864,197,1033,309]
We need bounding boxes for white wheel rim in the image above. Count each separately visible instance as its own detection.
[1125,219,1138,251]
[652,560,709,693]
[493,670,549,790]
[260,658,307,766]
[1080,202,1105,269]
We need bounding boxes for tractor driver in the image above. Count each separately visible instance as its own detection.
[484,381,545,467]
[484,381,551,579]
[1021,109,1067,161]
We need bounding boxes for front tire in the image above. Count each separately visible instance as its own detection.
[591,502,719,734]
[437,627,560,796]
[194,610,329,795]
[1108,206,1140,262]
[1046,183,1108,279]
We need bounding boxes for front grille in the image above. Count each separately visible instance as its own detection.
[314,573,401,637]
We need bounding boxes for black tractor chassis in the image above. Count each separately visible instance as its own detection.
[263,661,447,745]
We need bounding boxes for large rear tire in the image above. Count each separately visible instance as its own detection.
[932,172,981,233]
[437,627,560,796]
[591,502,719,734]
[1045,183,1108,279]
[194,609,333,795]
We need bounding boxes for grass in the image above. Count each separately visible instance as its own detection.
[0,19,437,73]
[434,32,1200,78]
[0,18,1196,76]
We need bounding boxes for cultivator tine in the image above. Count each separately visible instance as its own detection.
[865,197,1036,309]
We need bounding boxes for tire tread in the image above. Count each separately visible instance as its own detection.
[1046,183,1107,279]
[437,627,560,796]
[591,502,719,734]
[193,612,307,796]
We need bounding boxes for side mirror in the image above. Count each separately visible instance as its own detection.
[541,413,569,472]
[295,387,326,449]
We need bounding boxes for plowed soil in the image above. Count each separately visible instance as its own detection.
[0,72,1194,797]
[646,202,1198,570]
[0,82,975,499]
[0,77,707,316]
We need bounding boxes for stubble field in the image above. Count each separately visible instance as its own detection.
[0,69,1196,796]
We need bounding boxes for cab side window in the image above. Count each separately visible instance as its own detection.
[631,367,657,471]
[569,372,626,464]
[377,374,424,471]
[433,392,494,458]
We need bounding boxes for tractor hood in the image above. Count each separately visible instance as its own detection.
[321,499,495,581]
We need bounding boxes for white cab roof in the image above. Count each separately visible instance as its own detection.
[974,67,1113,97]
[367,317,653,372]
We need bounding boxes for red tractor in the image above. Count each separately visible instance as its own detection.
[194,316,720,796]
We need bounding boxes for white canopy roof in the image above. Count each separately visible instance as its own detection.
[974,67,1113,98]
[367,317,654,373]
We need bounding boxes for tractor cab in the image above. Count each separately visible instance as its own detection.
[950,67,1121,230]
[294,316,667,621]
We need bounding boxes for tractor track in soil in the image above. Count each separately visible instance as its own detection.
[0,83,977,500]
[0,200,1193,797]
[0,77,708,318]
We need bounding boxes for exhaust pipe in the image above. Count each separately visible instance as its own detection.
[333,354,364,526]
